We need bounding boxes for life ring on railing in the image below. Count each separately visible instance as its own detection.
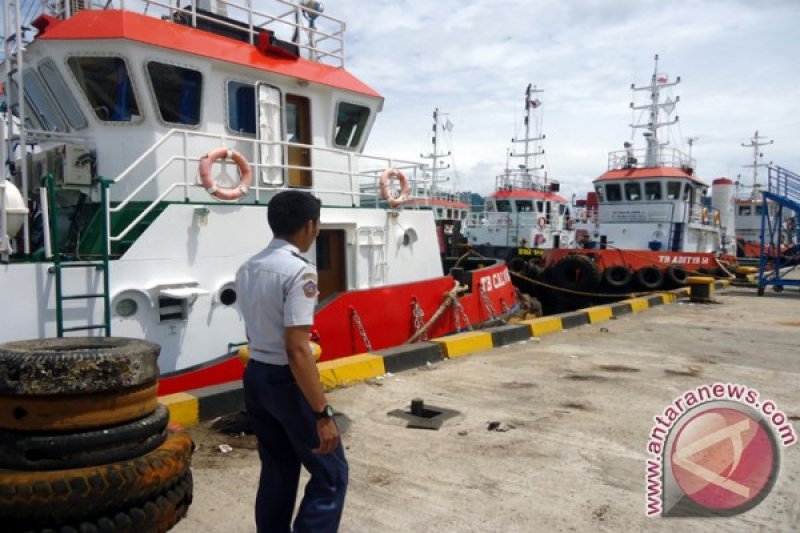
[199,147,252,201]
[379,167,410,208]
[534,233,546,246]
[701,207,709,224]
[537,216,547,229]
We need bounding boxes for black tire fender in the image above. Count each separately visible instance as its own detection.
[602,265,632,288]
[551,254,602,292]
[635,266,664,290]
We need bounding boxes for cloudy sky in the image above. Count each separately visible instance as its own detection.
[333,0,800,199]
[4,0,798,201]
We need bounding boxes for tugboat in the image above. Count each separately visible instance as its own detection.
[544,55,735,303]
[465,84,574,272]
[0,0,517,394]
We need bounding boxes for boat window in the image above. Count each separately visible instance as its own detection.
[437,208,444,217]
[334,102,370,149]
[624,182,641,201]
[7,80,45,130]
[536,200,544,213]
[755,205,765,216]
[606,183,622,202]
[667,181,682,200]
[446,209,453,218]
[594,185,604,202]
[682,183,691,201]
[227,81,256,135]
[22,69,67,132]
[515,200,533,212]
[496,200,512,213]
[38,60,87,129]
[739,205,752,216]
[644,181,662,200]
[146,62,202,125]
[461,210,467,220]
[486,201,496,212]
[558,204,566,215]
[68,56,140,122]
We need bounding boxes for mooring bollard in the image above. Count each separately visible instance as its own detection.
[686,276,715,303]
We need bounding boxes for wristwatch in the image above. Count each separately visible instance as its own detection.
[315,405,334,420]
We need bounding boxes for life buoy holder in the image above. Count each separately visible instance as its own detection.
[379,167,410,208]
[199,148,252,201]
[537,216,547,229]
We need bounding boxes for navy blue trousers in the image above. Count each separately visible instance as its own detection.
[243,361,348,533]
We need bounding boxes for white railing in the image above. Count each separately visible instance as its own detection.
[608,146,695,172]
[106,128,426,243]
[48,0,346,67]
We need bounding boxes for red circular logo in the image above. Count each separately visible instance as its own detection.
[671,407,777,511]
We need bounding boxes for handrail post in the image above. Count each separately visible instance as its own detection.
[100,178,112,336]
[46,173,64,337]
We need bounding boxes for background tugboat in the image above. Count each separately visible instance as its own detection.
[539,55,736,311]
[465,84,575,273]
[0,0,517,395]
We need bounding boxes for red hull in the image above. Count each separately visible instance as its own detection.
[544,248,730,272]
[158,262,516,395]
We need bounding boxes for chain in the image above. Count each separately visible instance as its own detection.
[451,295,472,332]
[411,298,427,340]
[479,284,498,321]
[350,306,372,352]
[500,298,512,318]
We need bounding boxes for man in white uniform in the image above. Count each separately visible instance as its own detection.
[236,190,347,533]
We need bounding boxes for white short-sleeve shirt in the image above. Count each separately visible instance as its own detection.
[235,239,318,365]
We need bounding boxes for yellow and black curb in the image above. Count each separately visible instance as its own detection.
[159,280,730,427]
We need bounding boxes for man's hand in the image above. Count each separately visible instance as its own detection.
[314,418,339,454]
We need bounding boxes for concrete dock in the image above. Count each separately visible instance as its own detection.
[175,286,800,532]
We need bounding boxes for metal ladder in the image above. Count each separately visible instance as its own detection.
[47,175,112,336]
[757,165,800,295]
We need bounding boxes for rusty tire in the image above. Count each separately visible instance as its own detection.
[0,382,158,431]
[0,405,169,470]
[12,470,193,533]
[0,432,193,526]
[0,337,160,396]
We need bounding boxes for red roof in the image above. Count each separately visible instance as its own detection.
[712,177,734,185]
[594,167,707,186]
[35,11,382,99]
[489,189,567,203]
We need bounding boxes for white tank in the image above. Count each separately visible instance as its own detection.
[712,177,735,252]
[2,180,29,240]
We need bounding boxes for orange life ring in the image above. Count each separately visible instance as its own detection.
[379,167,410,208]
[199,147,252,201]
[534,234,546,246]
[537,216,547,229]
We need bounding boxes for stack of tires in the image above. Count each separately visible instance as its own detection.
[0,338,193,533]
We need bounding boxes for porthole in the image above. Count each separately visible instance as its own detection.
[220,287,237,306]
[116,298,138,317]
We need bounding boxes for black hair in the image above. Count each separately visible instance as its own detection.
[267,190,321,237]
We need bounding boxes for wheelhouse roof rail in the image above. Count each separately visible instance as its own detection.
[47,0,346,67]
[607,146,695,172]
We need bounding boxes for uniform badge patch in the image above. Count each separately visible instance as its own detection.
[302,272,317,281]
[303,280,317,298]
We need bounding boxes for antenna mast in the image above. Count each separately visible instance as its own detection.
[741,130,773,190]
[510,84,545,183]
[420,108,451,195]
[630,54,680,167]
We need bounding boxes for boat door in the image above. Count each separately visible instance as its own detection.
[286,94,312,187]
[316,229,347,301]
